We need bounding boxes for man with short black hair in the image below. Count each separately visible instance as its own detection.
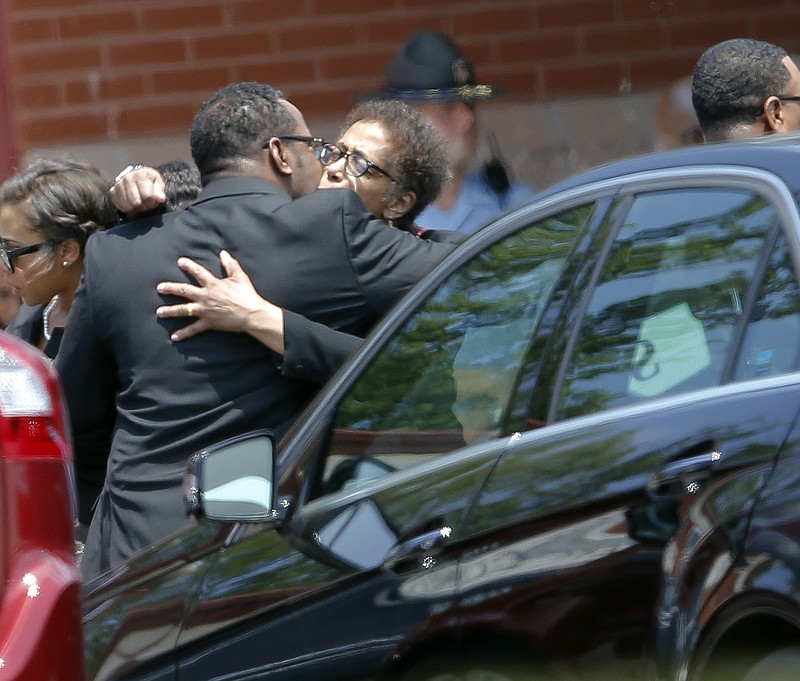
[692,38,800,142]
[57,82,453,577]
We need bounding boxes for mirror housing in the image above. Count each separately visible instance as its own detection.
[184,430,278,522]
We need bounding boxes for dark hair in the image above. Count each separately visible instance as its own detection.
[156,161,202,213]
[343,100,450,229]
[0,157,118,254]
[692,38,790,141]
[189,82,296,180]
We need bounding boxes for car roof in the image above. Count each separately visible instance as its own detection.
[538,131,800,200]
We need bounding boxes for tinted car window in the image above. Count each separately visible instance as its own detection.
[310,205,593,499]
[735,229,800,380]
[556,189,777,420]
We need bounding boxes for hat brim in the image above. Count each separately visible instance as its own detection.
[356,83,507,103]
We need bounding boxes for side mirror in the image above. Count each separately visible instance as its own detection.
[184,430,277,522]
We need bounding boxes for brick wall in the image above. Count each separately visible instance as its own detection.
[6,0,800,185]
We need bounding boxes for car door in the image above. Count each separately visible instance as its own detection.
[435,175,800,680]
[170,202,599,681]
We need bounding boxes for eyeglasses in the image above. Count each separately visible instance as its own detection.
[0,241,48,273]
[318,143,396,181]
[269,135,327,156]
[777,95,800,103]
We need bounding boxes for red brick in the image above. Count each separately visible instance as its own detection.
[494,69,542,99]
[59,11,140,39]
[584,25,666,55]
[193,30,273,61]
[108,40,187,68]
[543,60,624,95]
[152,67,231,96]
[704,0,770,11]
[628,54,699,89]
[9,17,57,43]
[615,0,703,22]
[99,74,148,101]
[311,0,394,15]
[21,110,107,146]
[11,44,102,75]
[15,82,61,109]
[290,86,362,119]
[142,5,225,32]
[666,19,752,49]
[364,18,447,44]
[235,59,317,86]
[498,31,579,63]
[10,0,96,9]
[228,0,299,24]
[116,101,198,136]
[320,48,396,80]
[278,23,360,52]
[537,0,617,29]
[751,13,800,46]
[452,8,534,36]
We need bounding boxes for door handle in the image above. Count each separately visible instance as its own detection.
[384,524,452,572]
[647,450,721,499]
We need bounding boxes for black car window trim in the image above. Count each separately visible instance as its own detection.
[545,166,800,425]
[512,194,630,432]
[721,223,783,384]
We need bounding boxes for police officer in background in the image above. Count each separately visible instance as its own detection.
[364,30,536,235]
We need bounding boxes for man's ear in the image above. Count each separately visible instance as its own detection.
[383,191,416,222]
[266,138,293,177]
[763,95,786,133]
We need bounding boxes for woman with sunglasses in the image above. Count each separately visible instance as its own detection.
[2,158,119,356]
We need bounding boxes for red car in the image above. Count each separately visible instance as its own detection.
[0,331,84,680]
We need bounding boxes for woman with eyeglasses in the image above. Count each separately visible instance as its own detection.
[316,99,461,242]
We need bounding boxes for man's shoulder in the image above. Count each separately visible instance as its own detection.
[288,187,368,213]
[90,214,167,247]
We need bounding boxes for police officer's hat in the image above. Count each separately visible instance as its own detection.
[361,31,504,103]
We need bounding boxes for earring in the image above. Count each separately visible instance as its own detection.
[62,261,70,267]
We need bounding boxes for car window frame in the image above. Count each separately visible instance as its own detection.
[544,166,800,425]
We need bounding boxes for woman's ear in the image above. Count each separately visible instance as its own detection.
[266,138,293,177]
[59,239,81,267]
[383,191,416,223]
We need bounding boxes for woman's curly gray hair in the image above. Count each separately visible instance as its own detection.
[343,100,451,229]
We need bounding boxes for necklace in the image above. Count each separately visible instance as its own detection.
[43,295,60,342]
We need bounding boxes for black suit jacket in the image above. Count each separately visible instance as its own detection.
[280,225,466,384]
[56,176,453,576]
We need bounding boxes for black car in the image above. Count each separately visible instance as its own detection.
[84,134,800,681]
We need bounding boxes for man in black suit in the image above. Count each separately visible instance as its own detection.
[56,82,453,578]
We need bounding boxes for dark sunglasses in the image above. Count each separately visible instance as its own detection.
[318,142,396,181]
[0,241,49,273]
